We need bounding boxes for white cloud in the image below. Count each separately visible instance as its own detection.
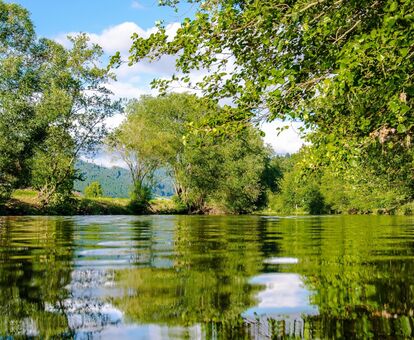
[105,113,126,129]
[55,20,304,170]
[89,22,155,54]
[261,120,306,154]
[54,21,181,95]
[244,273,318,316]
[81,150,128,168]
[89,21,179,55]
[106,80,149,100]
[55,22,158,54]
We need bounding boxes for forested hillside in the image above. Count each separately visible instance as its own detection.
[74,160,174,198]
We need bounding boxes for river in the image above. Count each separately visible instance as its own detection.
[0,215,413,338]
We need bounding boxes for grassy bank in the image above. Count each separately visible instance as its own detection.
[2,189,412,216]
[259,199,414,216]
[0,189,185,216]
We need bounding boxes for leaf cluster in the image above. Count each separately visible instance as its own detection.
[124,0,414,194]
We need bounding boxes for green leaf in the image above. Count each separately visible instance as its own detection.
[397,124,406,133]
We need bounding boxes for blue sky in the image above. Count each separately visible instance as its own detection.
[8,0,304,165]
[10,0,193,36]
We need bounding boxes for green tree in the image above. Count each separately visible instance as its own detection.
[176,127,269,213]
[107,97,169,209]
[119,0,414,198]
[0,1,122,206]
[112,93,272,213]
[205,128,270,213]
[0,1,39,201]
[272,146,408,215]
[302,185,325,215]
[129,182,153,213]
[110,93,217,210]
[30,35,122,206]
[84,181,103,198]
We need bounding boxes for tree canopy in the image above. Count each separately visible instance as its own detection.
[110,93,274,213]
[0,0,121,205]
[118,0,413,196]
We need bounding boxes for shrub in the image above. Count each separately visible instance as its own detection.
[302,186,326,215]
[84,181,103,198]
[129,183,152,213]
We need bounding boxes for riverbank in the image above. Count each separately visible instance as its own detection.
[0,189,185,216]
[1,189,413,216]
[259,202,414,216]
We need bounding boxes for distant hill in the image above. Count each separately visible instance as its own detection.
[74,160,174,198]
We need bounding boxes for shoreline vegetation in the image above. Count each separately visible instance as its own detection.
[1,2,412,217]
[0,189,186,216]
[1,189,412,216]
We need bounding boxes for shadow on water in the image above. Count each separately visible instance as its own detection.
[0,215,414,338]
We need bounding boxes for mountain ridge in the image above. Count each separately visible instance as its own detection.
[74,160,174,198]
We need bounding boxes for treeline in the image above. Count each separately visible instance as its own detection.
[0,1,279,215]
[121,0,414,214]
[108,93,279,214]
[266,149,413,215]
[2,0,413,216]
[0,1,120,209]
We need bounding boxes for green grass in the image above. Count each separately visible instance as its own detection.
[149,197,187,214]
[77,196,131,215]
[1,189,186,215]
[12,189,38,198]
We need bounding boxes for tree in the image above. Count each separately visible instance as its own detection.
[0,1,39,201]
[111,93,272,213]
[0,1,122,206]
[118,0,414,197]
[107,97,168,209]
[30,35,122,206]
[84,181,103,198]
[195,128,270,213]
[272,146,409,215]
[109,94,216,205]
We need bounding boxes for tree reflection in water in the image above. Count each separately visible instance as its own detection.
[0,217,75,337]
[1,215,414,338]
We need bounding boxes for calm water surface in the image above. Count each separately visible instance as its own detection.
[1,215,414,339]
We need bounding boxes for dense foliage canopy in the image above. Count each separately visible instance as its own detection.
[267,148,411,215]
[111,94,274,213]
[119,0,413,196]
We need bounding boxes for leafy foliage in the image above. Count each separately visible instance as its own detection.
[121,0,414,196]
[113,94,273,213]
[0,1,121,206]
[84,181,103,198]
[30,35,122,205]
[269,147,410,215]
[0,1,40,200]
[128,182,152,213]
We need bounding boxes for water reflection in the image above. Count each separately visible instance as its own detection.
[0,217,74,338]
[246,273,317,315]
[0,215,414,338]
